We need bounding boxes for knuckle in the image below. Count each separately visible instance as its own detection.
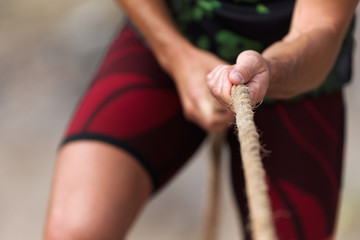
[242,50,260,58]
[207,78,216,88]
[238,51,262,67]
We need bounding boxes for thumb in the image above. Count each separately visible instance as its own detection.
[229,50,265,85]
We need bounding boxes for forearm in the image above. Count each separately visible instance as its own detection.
[262,0,357,99]
[117,0,195,74]
[263,27,343,99]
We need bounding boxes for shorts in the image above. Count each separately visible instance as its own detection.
[62,25,345,240]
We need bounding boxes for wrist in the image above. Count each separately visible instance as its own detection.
[155,39,197,76]
[263,55,298,99]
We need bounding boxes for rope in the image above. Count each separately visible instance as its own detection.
[200,134,224,240]
[231,85,277,240]
[202,85,277,240]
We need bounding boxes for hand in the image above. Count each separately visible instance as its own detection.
[207,50,270,107]
[168,47,235,133]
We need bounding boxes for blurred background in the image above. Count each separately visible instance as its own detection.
[0,0,359,239]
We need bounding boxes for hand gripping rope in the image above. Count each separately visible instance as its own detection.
[202,85,278,240]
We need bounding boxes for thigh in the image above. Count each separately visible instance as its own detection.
[45,25,206,239]
[63,25,206,191]
[45,141,152,239]
[229,91,345,240]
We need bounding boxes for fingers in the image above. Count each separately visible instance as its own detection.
[231,50,270,106]
[231,50,264,85]
[182,93,234,133]
[199,50,271,131]
[197,96,234,133]
[207,64,226,79]
[207,65,234,105]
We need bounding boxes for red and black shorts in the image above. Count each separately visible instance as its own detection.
[62,25,345,240]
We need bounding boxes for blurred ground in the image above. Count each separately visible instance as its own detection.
[0,1,359,239]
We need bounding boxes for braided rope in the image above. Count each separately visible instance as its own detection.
[201,85,277,240]
[231,85,277,240]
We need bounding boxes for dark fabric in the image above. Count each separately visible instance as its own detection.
[63,26,207,189]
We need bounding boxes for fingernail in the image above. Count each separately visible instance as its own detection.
[230,71,243,84]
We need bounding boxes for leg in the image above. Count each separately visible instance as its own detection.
[45,141,151,239]
[44,25,206,239]
[229,91,345,240]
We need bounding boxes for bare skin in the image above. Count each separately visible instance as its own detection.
[44,0,359,239]
[44,141,152,239]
